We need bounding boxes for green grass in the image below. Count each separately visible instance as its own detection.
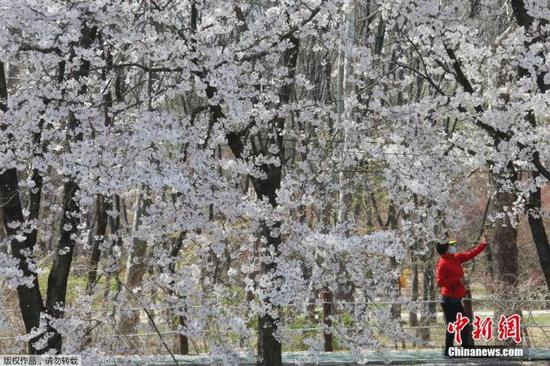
[37,258,122,306]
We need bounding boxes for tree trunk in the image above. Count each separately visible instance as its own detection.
[117,191,148,345]
[387,206,402,328]
[409,262,419,328]
[205,4,299,363]
[104,195,123,299]
[43,24,96,354]
[86,194,108,294]
[1,60,47,354]
[45,179,80,353]
[0,168,45,354]
[509,0,550,293]
[491,174,520,325]
[492,189,519,289]
[257,220,283,366]
[526,178,550,292]
[176,314,189,355]
[418,257,435,342]
[167,230,189,355]
[221,29,298,366]
[320,289,333,352]
[255,30,299,365]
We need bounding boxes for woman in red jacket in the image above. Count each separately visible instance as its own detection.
[436,237,488,356]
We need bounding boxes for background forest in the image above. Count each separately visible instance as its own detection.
[0,0,549,365]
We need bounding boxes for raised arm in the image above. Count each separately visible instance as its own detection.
[455,241,487,263]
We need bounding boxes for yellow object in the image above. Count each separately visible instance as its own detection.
[399,268,411,288]
[447,240,457,246]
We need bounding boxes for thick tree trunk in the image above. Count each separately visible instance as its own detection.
[43,24,96,354]
[167,230,189,355]
[491,174,520,326]
[45,179,80,353]
[250,163,285,366]
[117,191,148,345]
[509,0,550,292]
[86,194,108,294]
[390,257,402,324]
[85,42,113,295]
[320,289,333,352]
[526,179,550,292]
[27,124,44,249]
[0,168,45,354]
[257,219,283,366]
[492,189,519,288]
[206,4,301,363]
[176,314,189,355]
[1,61,46,354]
[255,31,299,366]
[221,31,298,366]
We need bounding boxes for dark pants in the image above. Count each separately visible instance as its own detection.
[441,296,471,355]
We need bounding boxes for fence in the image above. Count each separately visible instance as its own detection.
[1,297,550,355]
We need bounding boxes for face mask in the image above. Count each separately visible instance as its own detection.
[448,246,457,254]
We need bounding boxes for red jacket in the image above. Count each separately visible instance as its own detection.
[436,241,487,299]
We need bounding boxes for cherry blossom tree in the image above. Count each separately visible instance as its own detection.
[0,0,548,365]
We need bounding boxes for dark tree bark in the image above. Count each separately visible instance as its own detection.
[25,59,62,250]
[104,195,123,299]
[409,260,419,328]
[43,24,97,354]
[1,61,46,354]
[27,163,43,245]
[86,194,108,293]
[526,174,550,292]
[320,289,333,352]
[118,191,149,344]
[86,41,114,294]
[162,230,189,355]
[512,0,550,290]
[490,176,522,347]
[222,30,299,366]
[491,174,520,294]
[0,168,45,354]
[0,61,7,110]
[256,220,283,366]
[176,314,189,355]
[254,31,299,366]
[197,2,313,363]
[45,179,79,352]
[509,0,550,293]
[1,54,73,354]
